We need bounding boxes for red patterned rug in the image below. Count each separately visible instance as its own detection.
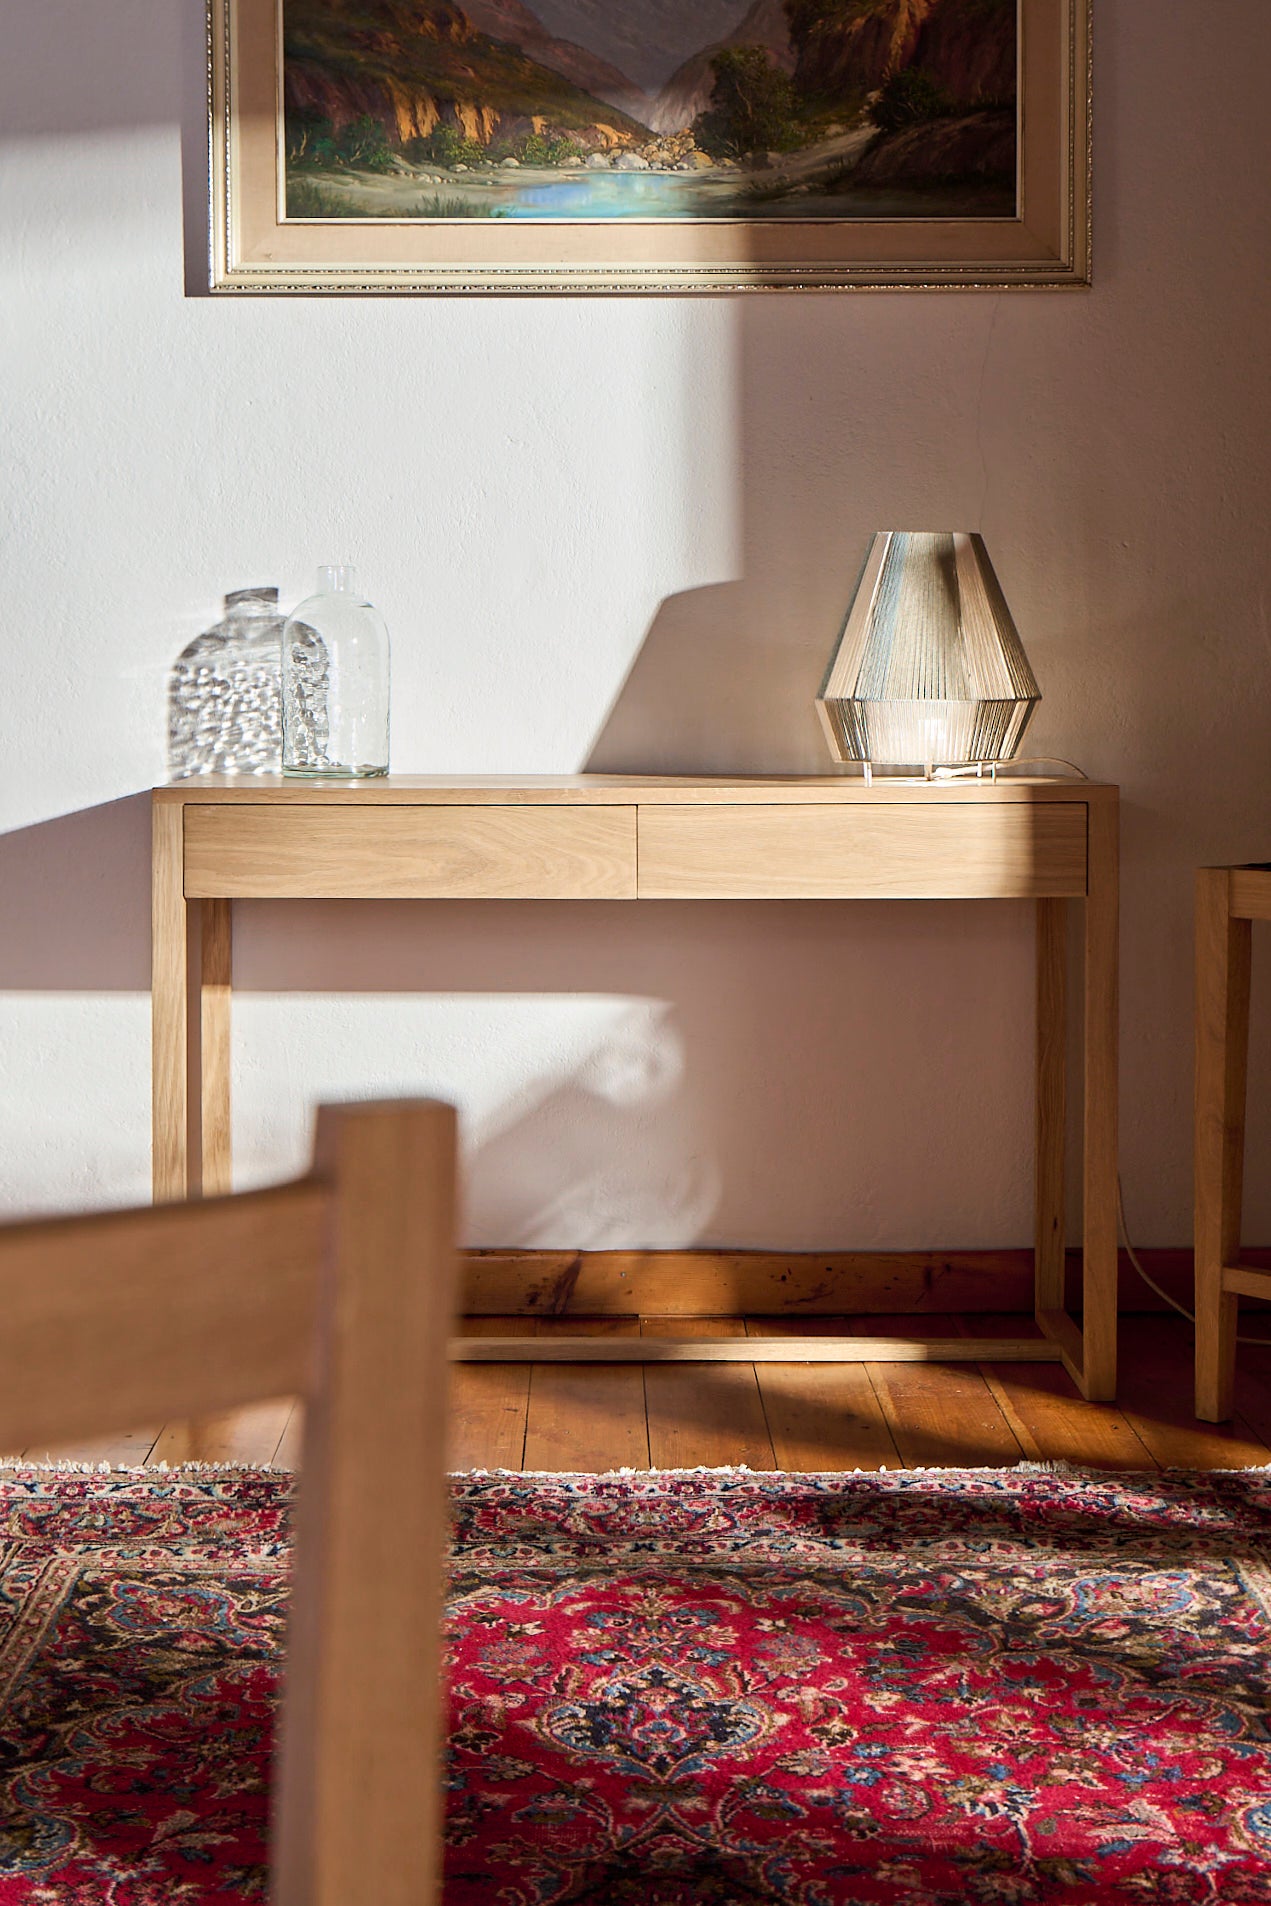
[0,1466,1270,1903]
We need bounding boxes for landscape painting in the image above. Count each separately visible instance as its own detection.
[282,0,1020,223]
[209,0,1089,290]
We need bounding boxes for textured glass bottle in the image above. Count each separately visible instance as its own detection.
[167,586,284,777]
[282,566,390,777]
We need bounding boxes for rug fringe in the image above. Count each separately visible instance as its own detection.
[449,1462,1068,1479]
[449,1461,1271,1480]
[0,1460,284,1476]
[6,1459,1270,1483]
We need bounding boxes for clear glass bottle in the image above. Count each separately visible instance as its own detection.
[282,566,390,777]
[167,586,285,777]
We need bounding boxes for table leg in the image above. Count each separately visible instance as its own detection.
[200,900,233,1198]
[1194,869,1250,1422]
[1035,897,1068,1315]
[152,801,190,1203]
[171,897,237,1462]
[1080,795,1119,1401]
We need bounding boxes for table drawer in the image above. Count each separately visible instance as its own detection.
[184,805,637,899]
[637,803,1087,899]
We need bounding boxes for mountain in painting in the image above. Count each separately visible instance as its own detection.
[784,0,1014,107]
[526,0,754,93]
[647,0,792,134]
[284,0,650,152]
[905,0,1016,103]
[459,0,648,120]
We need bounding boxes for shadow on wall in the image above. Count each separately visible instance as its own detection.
[585,306,878,779]
[3,1,213,290]
[0,797,152,992]
[0,798,155,1212]
[3,2,190,135]
[586,580,837,777]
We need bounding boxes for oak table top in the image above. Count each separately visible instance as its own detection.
[155,772,1112,803]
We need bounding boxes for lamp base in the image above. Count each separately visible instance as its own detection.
[858,759,1005,786]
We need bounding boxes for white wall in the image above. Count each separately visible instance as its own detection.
[3,0,1270,1250]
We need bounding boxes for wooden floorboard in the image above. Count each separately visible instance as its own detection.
[970,1314,1158,1470]
[275,1402,304,1470]
[642,1318,775,1471]
[448,1318,537,1473]
[1111,1315,1271,1469]
[747,1318,901,1472]
[150,1400,293,1468]
[48,1311,1271,1479]
[857,1316,1025,1469]
[522,1318,650,1473]
[22,1423,162,1468]
[1214,1348,1271,1453]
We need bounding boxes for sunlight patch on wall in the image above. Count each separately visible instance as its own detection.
[232,992,720,1248]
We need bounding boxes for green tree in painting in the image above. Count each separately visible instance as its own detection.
[410,126,486,168]
[871,68,955,135]
[693,47,802,160]
[287,110,395,171]
[341,114,396,169]
[518,131,584,166]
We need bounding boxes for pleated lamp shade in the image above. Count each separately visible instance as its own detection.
[816,532,1040,770]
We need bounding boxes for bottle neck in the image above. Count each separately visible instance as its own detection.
[319,565,357,597]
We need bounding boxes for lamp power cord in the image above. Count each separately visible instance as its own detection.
[1118,1174,1271,1347]
[853,758,1092,785]
[931,757,1091,782]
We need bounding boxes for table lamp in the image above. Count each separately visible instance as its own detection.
[816,532,1040,776]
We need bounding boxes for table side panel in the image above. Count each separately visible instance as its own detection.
[636,803,1088,899]
[183,805,637,899]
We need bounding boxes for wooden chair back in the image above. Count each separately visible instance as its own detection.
[0,1098,457,1906]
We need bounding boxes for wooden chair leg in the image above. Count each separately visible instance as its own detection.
[1195,871,1250,1422]
[1035,897,1067,1315]
[274,1100,458,1906]
[1080,796,1119,1401]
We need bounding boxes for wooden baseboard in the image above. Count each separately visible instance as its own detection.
[460,1246,1271,1318]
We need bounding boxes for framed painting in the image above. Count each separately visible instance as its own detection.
[208,0,1091,293]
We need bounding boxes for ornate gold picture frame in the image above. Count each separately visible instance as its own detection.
[209,0,1090,294]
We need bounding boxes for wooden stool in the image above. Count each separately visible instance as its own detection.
[1195,866,1271,1420]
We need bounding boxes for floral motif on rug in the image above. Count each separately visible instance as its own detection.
[1,1467,1271,1902]
[0,1470,287,1902]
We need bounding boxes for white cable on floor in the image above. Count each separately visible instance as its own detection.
[1117,1174,1271,1347]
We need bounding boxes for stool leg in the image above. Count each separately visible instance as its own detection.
[1195,869,1250,1422]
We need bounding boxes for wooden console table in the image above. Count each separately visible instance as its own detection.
[152,775,1119,1399]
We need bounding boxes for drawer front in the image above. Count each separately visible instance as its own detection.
[637,804,1087,900]
[185,805,637,899]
